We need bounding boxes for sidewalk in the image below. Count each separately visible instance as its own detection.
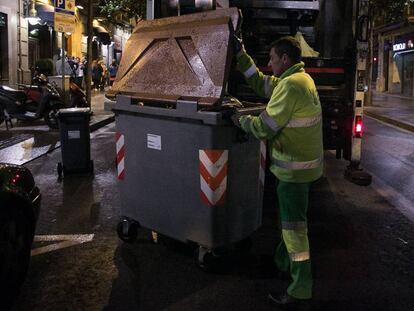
[89,90,115,131]
[0,90,114,165]
[365,91,414,132]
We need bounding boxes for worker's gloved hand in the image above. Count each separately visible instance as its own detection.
[231,113,241,128]
[232,33,245,55]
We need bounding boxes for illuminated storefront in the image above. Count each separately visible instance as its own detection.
[391,34,414,96]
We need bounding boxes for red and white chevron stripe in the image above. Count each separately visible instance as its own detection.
[259,140,266,187]
[199,149,228,206]
[116,132,125,180]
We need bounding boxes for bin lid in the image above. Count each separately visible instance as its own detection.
[57,107,91,117]
[106,8,240,107]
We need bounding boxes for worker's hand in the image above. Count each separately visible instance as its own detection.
[231,113,242,128]
[232,33,245,55]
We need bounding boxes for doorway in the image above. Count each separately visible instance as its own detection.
[0,12,9,84]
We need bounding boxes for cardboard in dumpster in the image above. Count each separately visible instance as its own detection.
[106,8,240,107]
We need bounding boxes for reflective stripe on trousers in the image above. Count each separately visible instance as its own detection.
[272,157,323,170]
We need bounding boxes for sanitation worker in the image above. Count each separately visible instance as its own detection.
[232,36,323,308]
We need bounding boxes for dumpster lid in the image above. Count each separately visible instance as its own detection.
[106,8,240,107]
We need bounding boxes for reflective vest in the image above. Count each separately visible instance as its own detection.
[237,51,323,183]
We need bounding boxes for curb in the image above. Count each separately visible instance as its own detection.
[365,110,414,133]
[15,114,114,166]
[90,114,115,132]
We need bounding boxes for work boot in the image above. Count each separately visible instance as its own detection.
[268,292,311,310]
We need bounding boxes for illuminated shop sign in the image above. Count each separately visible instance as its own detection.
[393,39,414,52]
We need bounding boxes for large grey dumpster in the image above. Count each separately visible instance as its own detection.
[105,8,266,267]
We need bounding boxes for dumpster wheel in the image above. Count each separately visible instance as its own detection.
[194,246,227,272]
[57,162,63,179]
[117,218,140,243]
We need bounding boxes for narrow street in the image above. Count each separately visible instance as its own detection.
[7,118,414,311]
[1,1,414,310]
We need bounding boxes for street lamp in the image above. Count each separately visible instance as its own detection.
[26,0,40,25]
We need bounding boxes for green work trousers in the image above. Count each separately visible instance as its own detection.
[274,181,312,299]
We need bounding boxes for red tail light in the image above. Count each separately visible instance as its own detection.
[354,116,363,137]
[10,171,34,193]
[11,174,21,184]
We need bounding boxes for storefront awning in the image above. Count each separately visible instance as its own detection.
[94,24,111,45]
[36,2,55,26]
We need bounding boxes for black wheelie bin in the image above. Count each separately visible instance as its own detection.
[57,107,93,178]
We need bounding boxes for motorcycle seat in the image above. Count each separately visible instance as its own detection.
[0,85,27,102]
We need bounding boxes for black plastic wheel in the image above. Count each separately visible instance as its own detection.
[57,162,63,179]
[89,160,94,175]
[194,246,218,272]
[116,218,139,243]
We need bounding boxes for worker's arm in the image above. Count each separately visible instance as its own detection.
[236,50,280,99]
[239,80,297,140]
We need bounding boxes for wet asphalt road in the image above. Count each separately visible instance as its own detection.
[7,120,414,311]
[362,116,414,222]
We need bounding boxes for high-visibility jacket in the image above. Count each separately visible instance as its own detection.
[237,51,323,183]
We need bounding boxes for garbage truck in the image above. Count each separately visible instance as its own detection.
[146,0,373,186]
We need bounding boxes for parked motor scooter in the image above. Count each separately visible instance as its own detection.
[69,77,88,108]
[0,74,63,129]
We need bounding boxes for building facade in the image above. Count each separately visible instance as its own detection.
[375,23,414,96]
[0,0,140,85]
[373,3,414,97]
[0,0,30,86]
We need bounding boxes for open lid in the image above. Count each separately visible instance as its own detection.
[106,8,240,107]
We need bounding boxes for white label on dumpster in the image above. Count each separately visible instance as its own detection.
[68,130,80,139]
[147,134,161,150]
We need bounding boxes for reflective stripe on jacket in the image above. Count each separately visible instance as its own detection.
[237,51,323,183]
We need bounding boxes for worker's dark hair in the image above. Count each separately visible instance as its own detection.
[271,36,302,63]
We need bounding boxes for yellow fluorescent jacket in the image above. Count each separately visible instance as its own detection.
[237,50,323,183]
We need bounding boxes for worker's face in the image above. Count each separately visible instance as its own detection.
[268,48,290,77]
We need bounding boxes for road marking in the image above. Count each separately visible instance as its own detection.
[31,234,95,256]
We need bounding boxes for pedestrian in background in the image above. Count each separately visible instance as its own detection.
[100,60,108,91]
[92,60,103,91]
[76,57,84,88]
[81,57,88,88]
[55,53,73,76]
[233,35,323,309]
[108,60,118,87]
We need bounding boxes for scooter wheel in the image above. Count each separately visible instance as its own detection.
[44,107,59,129]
